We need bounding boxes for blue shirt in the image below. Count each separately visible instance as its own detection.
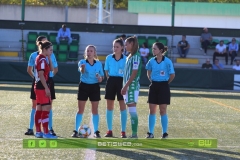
[28,51,58,77]
[104,53,126,77]
[228,43,239,52]
[212,63,224,70]
[78,59,104,84]
[57,28,71,38]
[146,56,175,81]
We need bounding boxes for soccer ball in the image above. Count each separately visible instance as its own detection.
[78,124,91,138]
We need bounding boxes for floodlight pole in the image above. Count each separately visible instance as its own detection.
[105,0,109,23]
[65,0,69,22]
[87,0,113,24]
[170,0,175,61]
[87,0,90,23]
[98,0,103,23]
[110,0,113,24]
[21,0,25,21]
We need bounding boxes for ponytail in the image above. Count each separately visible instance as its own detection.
[37,41,52,51]
[153,42,168,55]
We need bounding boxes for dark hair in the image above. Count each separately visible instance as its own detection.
[153,42,168,55]
[62,24,66,28]
[220,40,224,43]
[37,41,52,50]
[126,36,139,56]
[113,38,124,52]
[36,36,47,44]
[121,34,126,38]
[182,35,186,38]
[142,42,148,48]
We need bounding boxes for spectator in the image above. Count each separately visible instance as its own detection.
[120,34,128,56]
[200,28,212,55]
[213,40,228,65]
[202,59,213,69]
[212,59,224,70]
[177,35,190,58]
[233,59,240,70]
[139,42,149,65]
[228,38,239,65]
[56,24,72,45]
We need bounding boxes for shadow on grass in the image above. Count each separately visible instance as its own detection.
[97,148,240,159]
[1,86,240,100]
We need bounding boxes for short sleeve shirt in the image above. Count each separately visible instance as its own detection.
[123,52,142,89]
[178,40,189,49]
[202,63,213,69]
[28,51,57,77]
[201,33,212,41]
[139,48,149,57]
[34,54,50,89]
[104,54,126,77]
[78,59,104,84]
[216,44,226,53]
[46,53,58,77]
[146,56,175,81]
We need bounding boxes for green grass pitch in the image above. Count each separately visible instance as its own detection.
[0,82,240,159]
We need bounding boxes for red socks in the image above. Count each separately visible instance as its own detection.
[41,111,50,134]
[34,110,42,132]
[34,110,50,134]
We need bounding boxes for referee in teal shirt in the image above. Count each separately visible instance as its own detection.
[104,38,128,138]
[145,42,175,139]
[72,45,104,138]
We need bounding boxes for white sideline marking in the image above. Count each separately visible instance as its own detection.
[84,114,96,160]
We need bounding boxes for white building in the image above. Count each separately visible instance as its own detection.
[128,1,240,29]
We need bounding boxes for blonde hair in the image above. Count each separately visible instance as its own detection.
[84,45,99,60]
[126,36,139,58]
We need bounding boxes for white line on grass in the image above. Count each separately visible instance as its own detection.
[84,114,96,160]
[218,146,240,148]
[187,91,240,113]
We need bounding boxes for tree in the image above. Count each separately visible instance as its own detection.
[0,0,240,9]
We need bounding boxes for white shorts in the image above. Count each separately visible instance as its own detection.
[123,90,139,104]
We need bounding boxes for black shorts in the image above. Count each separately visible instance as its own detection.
[148,81,170,105]
[105,76,124,101]
[30,77,56,100]
[77,82,101,101]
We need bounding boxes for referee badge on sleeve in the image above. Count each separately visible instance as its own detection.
[133,62,139,69]
[160,71,165,76]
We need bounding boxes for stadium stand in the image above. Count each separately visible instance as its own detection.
[0,27,239,70]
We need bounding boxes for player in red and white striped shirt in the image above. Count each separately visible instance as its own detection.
[34,40,57,139]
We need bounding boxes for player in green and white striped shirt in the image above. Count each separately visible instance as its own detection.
[121,36,142,138]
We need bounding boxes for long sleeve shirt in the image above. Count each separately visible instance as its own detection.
[57,28,71,38]
[228,43,239,52]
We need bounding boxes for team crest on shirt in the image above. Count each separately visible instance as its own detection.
[133,62,139,69]
[160,71,165,76]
